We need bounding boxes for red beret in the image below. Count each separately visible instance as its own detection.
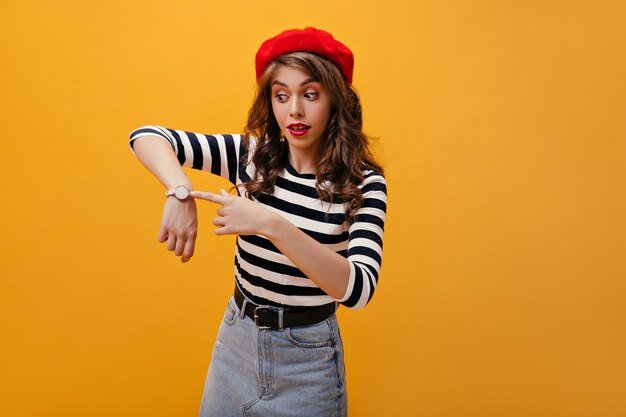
[255,27,354,84]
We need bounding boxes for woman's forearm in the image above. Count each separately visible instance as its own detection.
[132,135,199,262]
[132,136,192,190]
[187,189,352,299]
[263,214,350,300]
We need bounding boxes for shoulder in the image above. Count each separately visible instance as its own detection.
[241,135,260,152]
[359,169,387,194]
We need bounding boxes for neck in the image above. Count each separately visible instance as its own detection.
[288,148,318,175]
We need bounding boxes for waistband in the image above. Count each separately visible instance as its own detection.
[234,285,337,330]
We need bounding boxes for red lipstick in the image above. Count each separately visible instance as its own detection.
[287,123,310,137]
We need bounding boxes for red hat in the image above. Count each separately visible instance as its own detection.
[255,27,354,84]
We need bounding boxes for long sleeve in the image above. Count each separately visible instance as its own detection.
[337,171,387,310]
[128,125,387,310]
[129,125,243,185]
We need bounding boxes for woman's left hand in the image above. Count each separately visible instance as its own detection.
[190,189,277,236]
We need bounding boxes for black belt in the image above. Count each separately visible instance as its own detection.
[234,285,337,330]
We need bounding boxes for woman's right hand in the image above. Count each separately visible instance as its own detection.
[158,196,198,263]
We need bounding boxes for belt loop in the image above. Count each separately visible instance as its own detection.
[239,298,248,319]
[277,308,284,331]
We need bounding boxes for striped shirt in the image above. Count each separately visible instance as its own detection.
[129,125,387,310]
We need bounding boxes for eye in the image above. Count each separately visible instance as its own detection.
[274,93,289,103]
[304,92,318,100]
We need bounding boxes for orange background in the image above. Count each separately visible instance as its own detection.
[1,1,625,416]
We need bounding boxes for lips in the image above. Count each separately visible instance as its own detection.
[287,123,311,137]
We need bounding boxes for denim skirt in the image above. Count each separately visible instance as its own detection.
[198,296,347,417]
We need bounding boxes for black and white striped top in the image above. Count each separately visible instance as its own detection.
[129,125,387,310]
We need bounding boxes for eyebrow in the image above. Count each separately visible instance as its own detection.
[271,77,318,87]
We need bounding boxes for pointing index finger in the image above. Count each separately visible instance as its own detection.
[189,190,227,204]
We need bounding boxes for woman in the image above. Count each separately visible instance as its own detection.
[129,27,387,417]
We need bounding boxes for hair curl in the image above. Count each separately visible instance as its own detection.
[243,52,383,223]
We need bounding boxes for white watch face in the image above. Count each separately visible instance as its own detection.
[174,185,189,200]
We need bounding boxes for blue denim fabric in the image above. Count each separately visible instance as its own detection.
[199,296,347,417]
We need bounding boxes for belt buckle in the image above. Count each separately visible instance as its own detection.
[253,306,272,330]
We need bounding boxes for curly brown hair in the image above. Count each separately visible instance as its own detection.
[243,52,383,223]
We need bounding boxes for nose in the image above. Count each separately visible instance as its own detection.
[289,97,304,118]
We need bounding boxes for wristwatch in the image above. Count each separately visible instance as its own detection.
[165,185,190,201]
